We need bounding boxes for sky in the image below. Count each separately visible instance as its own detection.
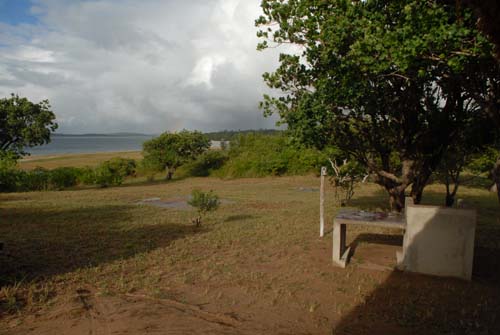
[0,0,282,134]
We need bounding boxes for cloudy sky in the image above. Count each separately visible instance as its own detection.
[0,0,281,134]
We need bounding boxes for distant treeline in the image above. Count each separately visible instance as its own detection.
[203,129,282,141]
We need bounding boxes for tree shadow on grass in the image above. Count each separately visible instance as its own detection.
[224,214,257,222]
[0,204,203,287]
[331,192,500,334]
[331,268,500,334]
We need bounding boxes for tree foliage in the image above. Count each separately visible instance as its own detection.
[188,189,220,227]
[256,0,500,210]
[0,94,58,158]
[142,130,210,180]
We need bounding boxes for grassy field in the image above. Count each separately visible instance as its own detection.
[19,151,143,170]
[1,169,500,334]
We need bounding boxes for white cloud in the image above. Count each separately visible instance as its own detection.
[0,0,281,133]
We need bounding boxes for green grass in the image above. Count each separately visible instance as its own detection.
[1,175,500,333]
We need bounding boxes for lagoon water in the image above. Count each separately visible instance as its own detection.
[27,135,155,156]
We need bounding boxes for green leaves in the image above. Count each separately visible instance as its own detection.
[256,0,500,206]
[142,130,210,179]
[188,189,220,214]
[0,94,58,158]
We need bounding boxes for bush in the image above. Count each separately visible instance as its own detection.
[188,189,220,226]
[77,167,97,185]
[467,147,499,175]
[137,158,159,181]
[95,164,123,187]
[20,167,50,191]
[179,150,228,177]
[94,158,136,187]
[48,167,80,190]
[106,158,136,177]
[217,133,331,178]
[0,154,20,192]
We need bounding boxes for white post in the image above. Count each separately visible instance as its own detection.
[320,166,327,237]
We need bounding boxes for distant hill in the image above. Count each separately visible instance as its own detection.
[52,129,282,140]
[204,129,282,141]
[53,132,154,137]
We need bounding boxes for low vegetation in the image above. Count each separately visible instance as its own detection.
[1,157,137,191]
[188,189,220,227]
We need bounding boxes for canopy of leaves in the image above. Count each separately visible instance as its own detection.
[0,94,58,158]
[256,0,500,208]
[142,130,210,173]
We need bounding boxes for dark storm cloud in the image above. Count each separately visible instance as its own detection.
[0,0,281,133]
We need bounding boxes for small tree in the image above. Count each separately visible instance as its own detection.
[0,94,58,158]
[188,189,220,227]
[142,130,210,180]
[328,158,368,207]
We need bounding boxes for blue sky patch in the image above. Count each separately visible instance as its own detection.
[0,0,38,25]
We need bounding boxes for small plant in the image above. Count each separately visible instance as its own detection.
[0,281,23,313]
[328,158,368,206]
[188,189,220,227]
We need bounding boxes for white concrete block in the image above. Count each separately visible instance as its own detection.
[399,205,476,280]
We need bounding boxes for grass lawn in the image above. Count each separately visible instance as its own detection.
[1,174,500,334]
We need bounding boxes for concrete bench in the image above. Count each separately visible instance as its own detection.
[332,198,477,280]
[332,209,406,268]
[396,204,476,280]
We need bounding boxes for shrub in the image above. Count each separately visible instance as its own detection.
[0,154,20,192]
[95,163,122,187]
[217,133,332,178]
[107,158,136,177]
[94,158,137,187]
[77,167,97,185]
[467,147,499,175]
[20,167,50,191]
[48,167,80,190]
[188,189,220,226]
[179,150,228,177]
[137,158,158,181]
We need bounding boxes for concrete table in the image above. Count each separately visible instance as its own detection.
[332,209,406,268]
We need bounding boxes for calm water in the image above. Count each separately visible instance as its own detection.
[27,135,155,156]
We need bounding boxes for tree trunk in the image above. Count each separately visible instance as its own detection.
[411,189,423,204]
[410,169,433,204]
[165,167,173,180]
[491,157,500,204]
[387,187,406,212]
[445,193,455,207]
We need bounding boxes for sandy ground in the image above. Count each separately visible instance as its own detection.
[3,243,405,335]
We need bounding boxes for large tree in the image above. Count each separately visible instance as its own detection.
[142,130,210,180]
[0,94,58,158]
[257,0,500,211]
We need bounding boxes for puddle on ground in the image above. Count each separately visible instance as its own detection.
[136,196,235,210]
